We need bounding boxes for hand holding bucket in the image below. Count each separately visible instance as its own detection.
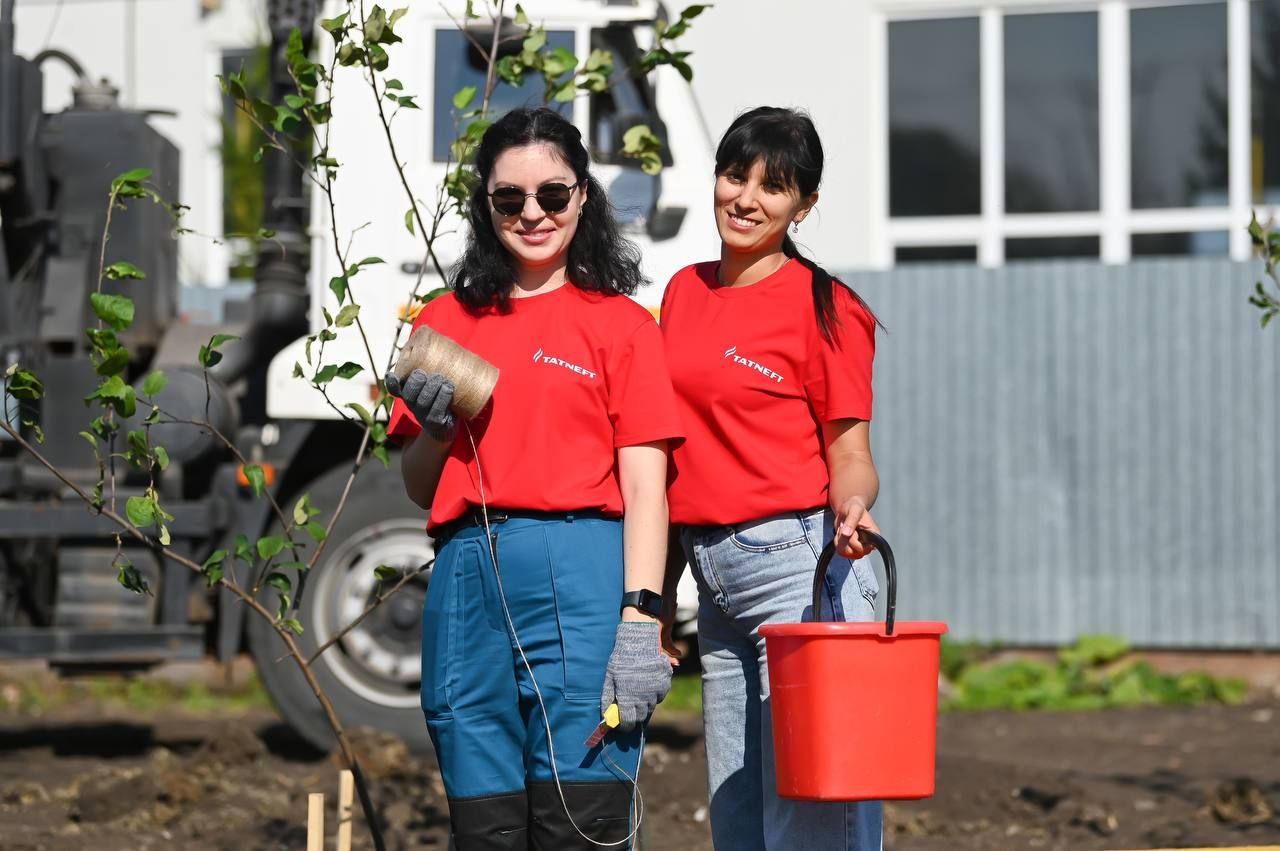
[760,530,947,801]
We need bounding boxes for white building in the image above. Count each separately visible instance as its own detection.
[12,0,1280,282]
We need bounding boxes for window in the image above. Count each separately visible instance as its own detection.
[1004,13,1099,213]
[895,245,978,264]
[432,28,574,162]
[1130,3,1228,209]
[1006,236,1100,260]
[883,1,1257,267]
[1131,231,1229,256]
[1254,0,1280,204]
[888,18,981,216]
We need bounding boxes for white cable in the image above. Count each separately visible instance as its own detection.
[464,423,644,848]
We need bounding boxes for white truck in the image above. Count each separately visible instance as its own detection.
[0,0,716,753]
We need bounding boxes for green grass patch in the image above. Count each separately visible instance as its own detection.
[0,670,272,716]
[656,671,703,717]
[943,634,1248,712]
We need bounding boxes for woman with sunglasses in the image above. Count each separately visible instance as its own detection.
[385,107,681,851]
[659,107,884,850]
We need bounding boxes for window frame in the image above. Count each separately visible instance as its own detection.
[875,0,1263,267]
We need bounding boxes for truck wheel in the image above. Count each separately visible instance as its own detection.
[247,459,435,753]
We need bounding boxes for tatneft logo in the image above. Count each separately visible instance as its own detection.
[724,345,784,383]
[533,347,597,379]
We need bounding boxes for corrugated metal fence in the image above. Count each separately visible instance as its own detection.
[840,258,1280,649]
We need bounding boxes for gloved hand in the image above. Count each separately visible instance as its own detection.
[601,621,672,731]
[384,369,457,441]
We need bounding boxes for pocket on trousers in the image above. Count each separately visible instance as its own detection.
[729,513,809,553]
[420,546,462,718]
[545,523,620,702]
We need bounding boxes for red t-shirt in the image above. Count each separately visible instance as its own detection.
[389,285,683,530]
[660,259,875,526]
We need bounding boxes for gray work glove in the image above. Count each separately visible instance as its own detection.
[601,621,672,731]
[384,369,457,441]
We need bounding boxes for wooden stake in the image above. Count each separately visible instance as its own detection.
[337,769,355,851]
[307,792,325,851]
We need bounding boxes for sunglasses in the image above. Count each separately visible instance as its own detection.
[487,182,581,217]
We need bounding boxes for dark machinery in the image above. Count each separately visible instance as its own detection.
[0,0,435,753]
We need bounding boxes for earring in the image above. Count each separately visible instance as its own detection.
[578,207,584,219]
[792,221,800,234]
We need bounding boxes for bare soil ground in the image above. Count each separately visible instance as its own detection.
[0,672,1277,850]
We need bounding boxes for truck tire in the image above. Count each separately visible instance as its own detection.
[247,459,435,753]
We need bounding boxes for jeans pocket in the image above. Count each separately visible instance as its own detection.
[729,513,809,553]
[420,546,461,718]
[850,554,880,612]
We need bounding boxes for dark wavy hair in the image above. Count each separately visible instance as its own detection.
[715,106,880,342]
[451,107,645,311]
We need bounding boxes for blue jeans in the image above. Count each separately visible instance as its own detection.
[682,508,883,851]
[423,516,643,797]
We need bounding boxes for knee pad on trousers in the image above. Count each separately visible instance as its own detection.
[528,780,633,850]
[447,791,528,851]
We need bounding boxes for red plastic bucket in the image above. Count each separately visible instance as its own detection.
[760,531,947,801]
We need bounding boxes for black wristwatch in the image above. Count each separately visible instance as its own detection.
[620,588,663,618]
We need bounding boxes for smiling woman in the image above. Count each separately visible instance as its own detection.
[659,107,886,851]
[383,107,684,850]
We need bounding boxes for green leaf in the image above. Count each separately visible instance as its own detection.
[112,167,152,188]
[337,43,365,66]
[303,521,328,542]
[389,7,408,27]
[243,464,266,497]
[104,261,146,280]
[85,375,137,417]
[404,206,416,236]
[452,85,476,110]
[346,402,374,427]
[385,78,404,91]
[5,367,43,400]
[336,362,363,379]
[355,256,385,268]
[114,554,152,596]
[374,565,399,582]
[320,11,349,39]
[514,4,529,26]
[396,95,420,110]
[335,304,360,327]
[368,42,390,72]
[155,446,170,471]
[256,536,288,560]
[523,27,547,54]
[282,617,305,635]
[234,534,253,564]
[266,572,292,594]
[126,495,157,528]
[329,274,349,305]
[541,46,577,78]
[202,550,227,587]
[89,293,135,331]
[372,445,390,468]
[292,362,304,378]
[94,347,129,377]
[142,370,167,397]
[551,79,576,103]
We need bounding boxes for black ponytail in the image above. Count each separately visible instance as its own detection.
[716,107,881,343]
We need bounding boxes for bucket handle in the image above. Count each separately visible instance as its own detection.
[811,530,897,635]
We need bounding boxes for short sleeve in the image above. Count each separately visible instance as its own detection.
[386,302,441,443]
[803,286,876,422]
[607,317,685,448]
